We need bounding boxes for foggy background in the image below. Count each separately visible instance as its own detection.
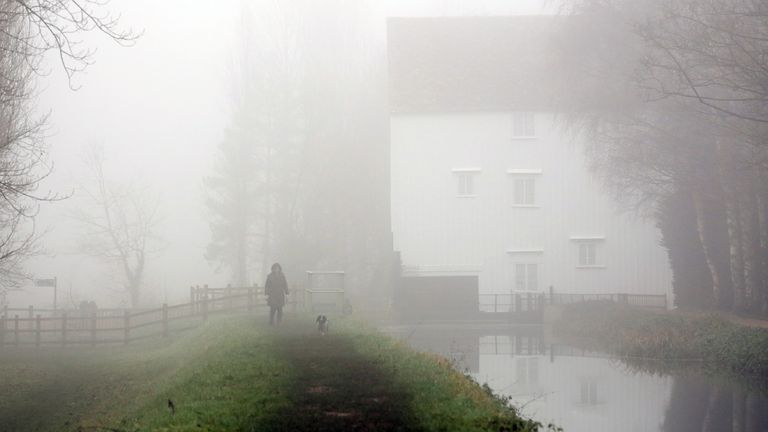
[19,0,555,308]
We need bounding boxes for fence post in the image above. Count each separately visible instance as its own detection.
[90,312,97,346]
[123,310,130,344]
[202,292,208,321]
[493,294,498,313]
[13,315,19,346]
[162,303,168,338]
[190,286,195,312]
[27,305,33,330]
[35,315,41,348]
[0,314,5,346]
[549,286,554,305]
[61,313,68,347]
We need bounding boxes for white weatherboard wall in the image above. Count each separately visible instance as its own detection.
[390,112,672,298]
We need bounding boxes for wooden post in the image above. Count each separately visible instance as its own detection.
[493,294,498,313]
[0,314,5,346]
[190,286,195,311]
[162,303,168,338]
[35,315,41,348]
[123,310,130,344]
[61,313,68,347]
[549,285,554,305]
[90,312,97,346]
[13,315,19,346]
[202,293,208,321]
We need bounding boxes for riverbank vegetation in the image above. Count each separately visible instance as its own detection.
[553,303,768,376]
[0,315,552,431]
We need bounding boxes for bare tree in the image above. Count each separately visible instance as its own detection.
[75,147,162,307]
[0,0,135,296]
[6,0,138,86]
[556,0,768,313]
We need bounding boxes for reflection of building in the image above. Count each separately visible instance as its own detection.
[388,17,672,309]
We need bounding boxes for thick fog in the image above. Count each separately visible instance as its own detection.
[1,1,767,431]
[15,0,553,308]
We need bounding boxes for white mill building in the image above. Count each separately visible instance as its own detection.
[387,17,672,314]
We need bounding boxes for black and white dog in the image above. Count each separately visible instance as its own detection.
[315,314,329,335]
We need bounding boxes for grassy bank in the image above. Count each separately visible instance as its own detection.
[552,302,768,376]
[0,315,551,431]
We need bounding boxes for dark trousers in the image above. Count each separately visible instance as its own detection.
[269,305,283,325]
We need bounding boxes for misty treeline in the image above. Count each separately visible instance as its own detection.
[205,1,390,298]
[557,0,768,314]
[72,145,163,308]
[0,1,133,292]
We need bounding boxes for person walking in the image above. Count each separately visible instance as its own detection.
[265,263,289,326]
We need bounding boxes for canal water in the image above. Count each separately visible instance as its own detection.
[385,324,768,432]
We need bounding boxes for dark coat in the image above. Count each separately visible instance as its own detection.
[265,271,289,307]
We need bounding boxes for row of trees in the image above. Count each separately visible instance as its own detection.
[205,1,391,300]
[557,0,768,314]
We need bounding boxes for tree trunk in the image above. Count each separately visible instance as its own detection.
[726,195,746,312]
[756,189,768,316]
[717,141,746,312]
[740,194,759,311]
[693,190,726,308]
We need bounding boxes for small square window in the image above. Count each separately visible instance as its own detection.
[577,242,599,266]
[512,112,535,137]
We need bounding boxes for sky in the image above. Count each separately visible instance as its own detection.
[16,0,555,308]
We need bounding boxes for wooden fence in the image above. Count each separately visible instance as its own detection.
[0,286,267,348]
[478,291,668,314]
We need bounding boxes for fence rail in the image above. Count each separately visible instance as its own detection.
[478,291,668,314]
[0,286,276,348]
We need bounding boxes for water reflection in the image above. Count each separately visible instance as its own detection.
[386,325,768,432]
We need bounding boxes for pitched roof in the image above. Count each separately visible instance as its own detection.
[387,16,564,113]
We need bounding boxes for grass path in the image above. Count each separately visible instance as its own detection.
[0,316,544,431]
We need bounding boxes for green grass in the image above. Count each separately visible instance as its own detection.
[0,314,553,431]
[553,302,768,376]
[336,320,553,431]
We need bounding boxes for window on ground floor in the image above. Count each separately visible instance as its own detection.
[514,263,539,291]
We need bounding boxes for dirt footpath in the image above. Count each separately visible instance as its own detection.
[261,326,413,431]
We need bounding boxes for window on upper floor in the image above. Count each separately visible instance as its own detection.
[571,238,605,268]
[512,112,535,138]
[457,173,474,196]
[453,169,480,197]
[579,242,597,266]
[513,177,536,206]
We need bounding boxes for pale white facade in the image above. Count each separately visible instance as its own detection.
[390,111,672,300]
